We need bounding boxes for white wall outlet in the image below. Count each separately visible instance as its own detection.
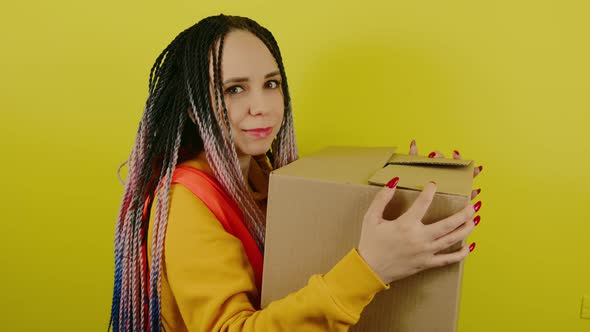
[582,295,590,320]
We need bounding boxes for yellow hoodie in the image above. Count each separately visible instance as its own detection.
[147,151,389,331]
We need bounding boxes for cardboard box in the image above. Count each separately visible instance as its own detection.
[261,146,474,332]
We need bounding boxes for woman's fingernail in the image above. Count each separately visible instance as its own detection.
[428,152,436,158]
[474,201,482,212]
[429,180,437,185]
[478,165,483,172]
[410,140,416,148]
[476,188,481,195]
[473,215,481,226]
[454,150,460,156]
[469,242,476,252]
[387,177,400,189]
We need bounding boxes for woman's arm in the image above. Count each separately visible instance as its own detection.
[157,183,389,332]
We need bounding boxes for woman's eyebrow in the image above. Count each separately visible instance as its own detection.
[223,70,280,85]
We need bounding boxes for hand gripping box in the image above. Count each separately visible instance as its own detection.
[261,146,474,332]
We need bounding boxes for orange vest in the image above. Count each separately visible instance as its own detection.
[141,166,264,295]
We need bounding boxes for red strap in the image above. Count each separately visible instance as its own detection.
[170,165,264,295]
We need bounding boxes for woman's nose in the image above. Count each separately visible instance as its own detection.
[249,90,272,116]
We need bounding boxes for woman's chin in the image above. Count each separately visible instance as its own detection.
[237,142,272,157]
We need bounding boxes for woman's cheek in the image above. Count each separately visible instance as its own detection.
[224,100,242,126]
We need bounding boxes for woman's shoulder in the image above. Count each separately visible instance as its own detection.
[148,179,224,240]
[148,150,217,223]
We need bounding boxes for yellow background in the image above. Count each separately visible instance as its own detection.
[1,0,589,331]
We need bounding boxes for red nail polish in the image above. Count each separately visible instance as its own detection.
[473,215,480,226]
[478,165,483,172]
[387,177,400,188]
[474,201,482,212]
[454,150,460,156]
[428,152,436,158]
[476,188,481,195]
[469,242,476,252]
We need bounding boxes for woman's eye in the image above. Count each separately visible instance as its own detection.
[267,80,281,89]
[225,86,244,95]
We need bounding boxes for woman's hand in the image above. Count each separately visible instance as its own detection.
[409,139,483,201]
[357,179,479,285]
[356,139,483,285]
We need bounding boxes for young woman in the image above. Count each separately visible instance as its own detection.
[109,14,483,332]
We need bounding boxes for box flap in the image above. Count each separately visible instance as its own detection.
[272,146,398,185]
[387,154,472,167]
[368,153,474,197]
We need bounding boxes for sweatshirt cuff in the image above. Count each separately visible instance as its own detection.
[321,248,390,320]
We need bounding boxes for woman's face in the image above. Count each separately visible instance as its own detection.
[210,29,285,158]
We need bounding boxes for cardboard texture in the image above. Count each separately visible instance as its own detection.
[261,146,474,332]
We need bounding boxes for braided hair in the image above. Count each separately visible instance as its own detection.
[109,14,298,332]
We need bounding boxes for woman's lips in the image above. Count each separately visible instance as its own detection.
[243,126,273,138]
